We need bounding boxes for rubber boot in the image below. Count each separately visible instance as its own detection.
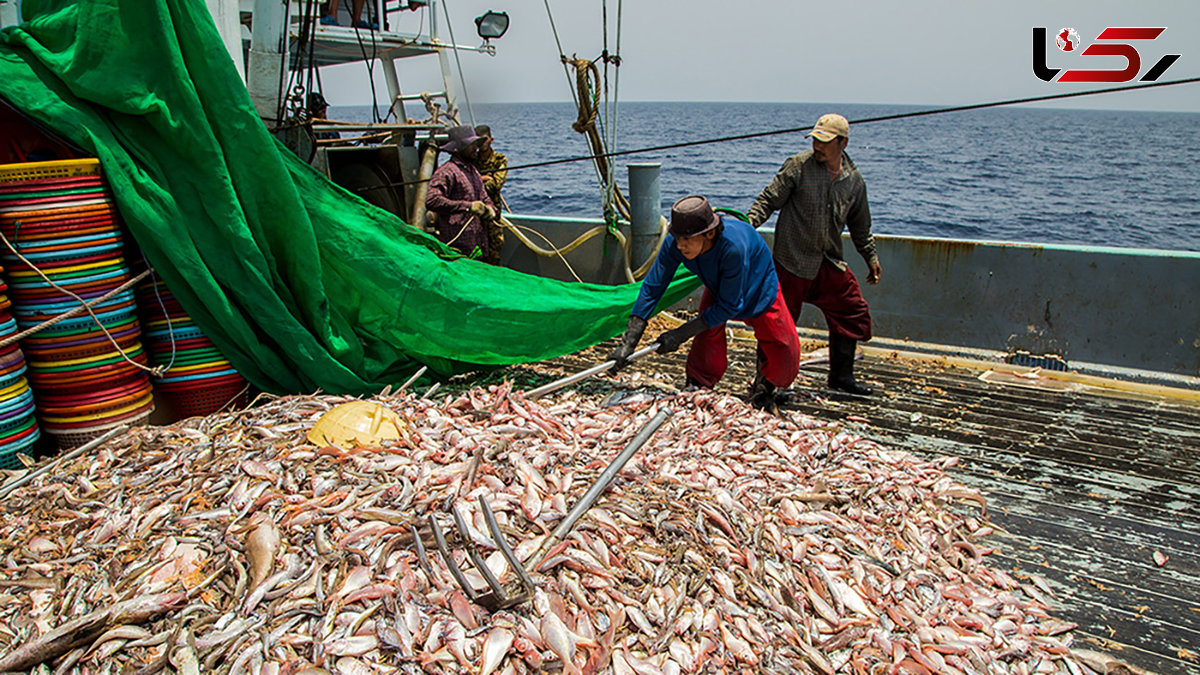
[827,333,873,396]
[747,370,779,416]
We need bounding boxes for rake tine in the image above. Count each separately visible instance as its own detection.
[428,513,480,603]
[479,495,534,603]
[411,524,435,582]
[450,504,507,601]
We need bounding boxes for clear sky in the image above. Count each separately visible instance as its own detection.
[320,0,1200,112]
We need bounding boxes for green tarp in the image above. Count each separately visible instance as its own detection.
[0,0,699,394]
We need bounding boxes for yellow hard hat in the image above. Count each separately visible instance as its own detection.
[306,400,408,449]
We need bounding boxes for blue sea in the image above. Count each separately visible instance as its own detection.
[339,102,1200,251]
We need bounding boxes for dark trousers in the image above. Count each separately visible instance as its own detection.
[775,260,872,341]
[685,285,801,389]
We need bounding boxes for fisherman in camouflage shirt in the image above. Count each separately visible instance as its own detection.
[473,125,508,265]
[748,113,883,396]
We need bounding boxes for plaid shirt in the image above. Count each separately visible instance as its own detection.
[425,155,494,257]
[747,150,878,280]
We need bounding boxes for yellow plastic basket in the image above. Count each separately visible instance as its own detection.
[0,159,102,184]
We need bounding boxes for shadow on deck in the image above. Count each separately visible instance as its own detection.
[501,330,1200,675]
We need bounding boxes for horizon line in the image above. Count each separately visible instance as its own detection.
[327,99,1200,115]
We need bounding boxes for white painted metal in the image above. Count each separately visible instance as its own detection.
[0,0,20,29]
[247,0,288,123]
[428,0,458,120]
[379,57,407,123]
[205,0,246,81]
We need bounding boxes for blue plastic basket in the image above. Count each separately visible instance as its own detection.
[0,363,28,390]
[22,306,138,334]
[0,427,40,471]
[13,288,135,315]
[8,266,127,289]
[155,367,239,384]
[6,240,123,262]
[144,324,206,342]
[0,405,35,433]
[8,231,123,250]
[0,388,35,417]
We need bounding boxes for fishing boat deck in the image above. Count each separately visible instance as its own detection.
[506,332,1200,675]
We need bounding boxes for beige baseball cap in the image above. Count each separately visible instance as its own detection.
[807,113,849,142]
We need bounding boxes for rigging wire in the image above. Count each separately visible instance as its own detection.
[600,0,615,225]
[273,0,295,124]
[440,0,475,126]
[372,76,1200,190]
[386,4,428,123]
[342,0,384,123]
[543,0,631,220]
[610,0,623,177]
[542,0,582,110]
[303,0,319,104]
[492,76,1200,178]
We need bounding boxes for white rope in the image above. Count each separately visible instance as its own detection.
[0,232,163,375]
[500,214,667,284]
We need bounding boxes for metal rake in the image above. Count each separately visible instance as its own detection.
[413,407,671,610]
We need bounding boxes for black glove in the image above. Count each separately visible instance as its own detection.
[656,317,708,354]
[608,315,647,374]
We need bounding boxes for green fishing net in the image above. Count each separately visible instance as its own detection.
[0,0,698,393]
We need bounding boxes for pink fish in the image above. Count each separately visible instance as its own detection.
[479,626,514,675]
[540,613,582,675]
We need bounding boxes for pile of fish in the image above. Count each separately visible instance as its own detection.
[0,382,1118,674]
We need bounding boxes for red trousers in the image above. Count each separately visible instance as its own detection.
[685,285,801,389]
[775,260,873,341]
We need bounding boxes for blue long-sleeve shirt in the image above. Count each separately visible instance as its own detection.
[632,217,778,327]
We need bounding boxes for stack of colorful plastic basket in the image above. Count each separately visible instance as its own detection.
[0,267,40,468]
[0,159,154,449]
[139,277,248,418]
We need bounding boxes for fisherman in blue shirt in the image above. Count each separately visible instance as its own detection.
[610,195,801,412]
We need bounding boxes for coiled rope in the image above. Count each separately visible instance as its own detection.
[564,55,632,221]
[497,213,667,284]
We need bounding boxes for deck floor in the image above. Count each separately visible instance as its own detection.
[506,333,1200,675]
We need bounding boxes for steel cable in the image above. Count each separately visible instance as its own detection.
[376,76,1200,190]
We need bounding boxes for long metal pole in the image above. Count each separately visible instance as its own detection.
[0,426,128,500]
[409,143,438,230]
[530,407,671,570]
[525,343,659,400]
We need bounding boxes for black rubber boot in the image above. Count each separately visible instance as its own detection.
[827,333,873,396]
[747,370,780,415]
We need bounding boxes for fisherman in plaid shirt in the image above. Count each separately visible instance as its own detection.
[425,125,497,261]
[748,113,883,396]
